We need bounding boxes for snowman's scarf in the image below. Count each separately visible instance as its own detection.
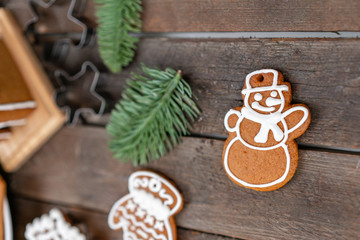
[241,107,284,143]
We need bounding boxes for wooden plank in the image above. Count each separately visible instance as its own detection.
[140,0,360,32]
[9,126,360,239]
[11,197,238,240]
[6,0,360,32]
[80,38,360,149]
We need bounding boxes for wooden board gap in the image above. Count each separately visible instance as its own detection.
[9,192,107,215]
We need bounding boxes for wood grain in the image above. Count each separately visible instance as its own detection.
[6,0,360,32]
[78,38,360,149]
[141,0,360,32]
[9,126,360,239]
[11,197,238,240]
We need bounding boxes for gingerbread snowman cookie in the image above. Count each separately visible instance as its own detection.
[223,69,311,191]
[108,170,183,240]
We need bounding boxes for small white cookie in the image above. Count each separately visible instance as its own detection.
[24,208,86,240]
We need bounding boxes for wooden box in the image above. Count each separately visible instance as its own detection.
[0,9,65,172]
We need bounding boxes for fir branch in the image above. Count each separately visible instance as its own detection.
[107,65,201,165]
[95,0,142,73]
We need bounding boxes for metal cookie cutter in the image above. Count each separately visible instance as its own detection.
[44,34,105,76]
[26,0,91,47]
[54,61,106,126]
[67,0,92,47]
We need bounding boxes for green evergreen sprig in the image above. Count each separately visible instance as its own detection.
[95,0,142,73]
[107,65,200,165]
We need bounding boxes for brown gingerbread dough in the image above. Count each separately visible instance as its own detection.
[108,170,183,240]
[223,69,311,191]
[0,40,36,124]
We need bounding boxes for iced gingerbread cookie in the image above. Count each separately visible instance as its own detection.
[24,208,86,240]
[108,170,183,240]
[223,69,311,191]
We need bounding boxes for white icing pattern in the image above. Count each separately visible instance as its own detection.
[0,101,36,111]
[117,206,167,240]
[24,208,86,240]
[224,69,309,188]
[108,171,183,240]
[3,198,13,240]
[132,189,171,220]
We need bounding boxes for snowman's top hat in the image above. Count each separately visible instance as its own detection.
[242,69,289,95]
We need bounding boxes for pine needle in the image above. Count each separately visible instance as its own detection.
[106,65,201,165]
[95,0,142,73]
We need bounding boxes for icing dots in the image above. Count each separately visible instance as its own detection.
[108,170,183,240]
[24,209,86,240]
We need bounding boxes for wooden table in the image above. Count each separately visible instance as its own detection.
[5,0,360,239]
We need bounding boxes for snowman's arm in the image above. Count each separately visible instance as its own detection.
[282,105,310,135]
[224,108,243,132]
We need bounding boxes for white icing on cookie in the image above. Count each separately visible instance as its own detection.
[133,177,149,188]
[132,189,170,220]
[148,178,162,193]
[224,69,309,188]
[159,188,174,206]
[241,108,284,142]
[3,198,12,240]
[242,69,289,95]
[254,93,262,101]
[118,206,167,240]
[251,101,275,112]
[128,171,182,213]
[108,171,183,240]
[265,97,282,107]
[0,119,26,128]
[24,208,86,240]
[270,91,278,97]
[0,101,36,111]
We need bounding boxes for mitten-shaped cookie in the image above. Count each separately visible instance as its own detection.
[108,170,183,240]
[223,69,311,191]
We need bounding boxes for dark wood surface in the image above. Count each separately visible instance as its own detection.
[4,0,360,239]
[9,126,360,240]
[6,0,360,32]
[12,197,237,240]
[77,38,360,149]
[140,0,360,32]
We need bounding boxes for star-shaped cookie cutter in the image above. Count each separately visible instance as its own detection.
[44,34,105,76]
[54,61,106,126]
[26,0,91,47]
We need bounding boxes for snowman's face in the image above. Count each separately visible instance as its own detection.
[246,90,285,114]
